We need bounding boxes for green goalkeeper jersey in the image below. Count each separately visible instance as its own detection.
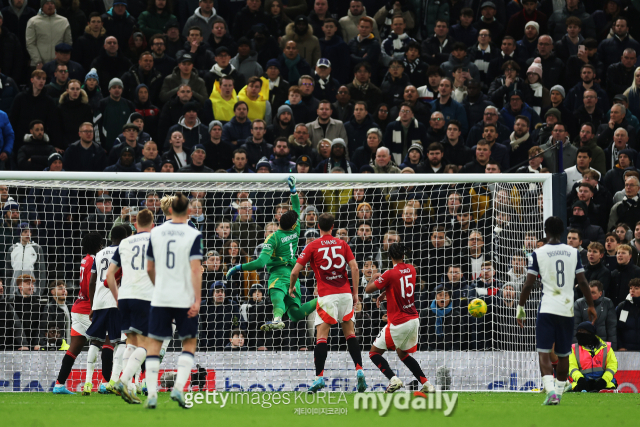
[241,193,301,274]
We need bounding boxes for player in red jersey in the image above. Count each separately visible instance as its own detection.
[289,213,367,393]
[365,243,436,394]
[53,232,104,394]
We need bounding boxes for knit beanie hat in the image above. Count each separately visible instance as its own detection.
[545,108,562,121]
[331,138,346,148]
[48,152,62,168]
[85,68,99,83]
[277,104,293,118]
[208,120,223,133]
[256,157,272,171]
[525,21,539,34]
[527,58,543,79]
[550,85,565,98]
[108,78,123,90]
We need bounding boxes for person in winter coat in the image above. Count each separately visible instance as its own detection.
[239,283,270,350]
[103,145,140,172]
[159,54,208,104]
[265,104,295,144]
[71,12,106,72]
[344,101,378,155]
[488,61,533,109]
[383,103,428,165]
[567,201,605,247]
[82,68,103,112]
[183,0,217,38]
[207,17,238,58]
[608,175,640,232]
[94,78,135,152]
[25,0,72,67]
[6,224,47,295]
[339,2,379,42]
[57,80,93,149]
[0,109,14,169]
[231,0,278,41]
[609,245,640,306]
[548,0,596,41]
[89,36,133,93]
[399,142,426,173]
[280,16,321,69]
[120,52,163,104]
[1,1,37,74]
[101,2,137,49]
[137,0,176,40]
[314,137,356,173]
[16,120,55,171]
[268,139,296,173]
[318,18,350,85]
[441,43,480,81]
[61,123,106,172]
[163,101,208,150]
[239,120,273,171]
[176,26,215,71]
[0,18,24,82]
[132,84,159,140]
[203,282,242,350]
[107,122,145,166]
[615,278,640,351]
[0,73,19,113]
[348,16,381,79]
[574,280,617,348]
[227,37,264,85]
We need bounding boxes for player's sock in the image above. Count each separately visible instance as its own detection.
[101,345,114,382]
[555,379,566,398]
[135,368,142,386]
[345,335,363,370]
[369,352,395,380]
[111,344,125,381]
[174,351,195,392]
[270,290,286,319]
[121,347,147,383]
[56,351,77,385]
[400,354,427,384]
[542,375,555,394]
[145,356,160,399]
[85,345,99,384]
[121,344,137,378]
[301,298,318,315]
[287,299,318,322]
[314,339,328,377]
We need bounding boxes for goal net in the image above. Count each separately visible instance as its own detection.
[0,172,555,392]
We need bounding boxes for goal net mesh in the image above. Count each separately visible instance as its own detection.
[0,175,547,392]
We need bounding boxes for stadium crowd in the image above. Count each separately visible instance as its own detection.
[0,0,639,354]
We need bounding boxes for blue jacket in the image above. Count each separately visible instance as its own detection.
[319,36,351,84]
[430,98,469,135]
[344,115,378,155]
[0,74,19,113]
[221,117,252,147]
[597,34,640,69]
[0,110,15,155]
[499,103,541,132]
[103,159,141,172]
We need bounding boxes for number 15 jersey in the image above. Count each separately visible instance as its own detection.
[112,232,154,302]
[527,243,584,317]
[297,235,355,297]
[374,263,419,325]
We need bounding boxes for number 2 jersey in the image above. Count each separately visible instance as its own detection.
[527,243,584,317]
[374,263,419,325]
[112,232,154,301]
[72,254,94,314]
[297,235,355,297]
[91,245,118,310]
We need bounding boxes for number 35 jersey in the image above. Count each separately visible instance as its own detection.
[374,263,419,326]
[527,243,584,317]
[92,245,118,310]
[297,235,355,297]
[112,232,154,302]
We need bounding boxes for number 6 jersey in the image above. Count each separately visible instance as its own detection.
[527,243,584,317]
[374,263,419,325]
[297,235,355,296]
[111,232,154,302]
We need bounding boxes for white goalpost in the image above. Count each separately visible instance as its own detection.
[0,172,555,392]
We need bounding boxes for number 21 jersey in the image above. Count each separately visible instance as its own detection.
[112,232,154,301]
[297,235,355,297]
[374,263,419,325]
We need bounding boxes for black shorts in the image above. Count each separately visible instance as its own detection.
[86,307,121,343]
[119,298,151,336]
[536,312,574,357]
[148,305,198,341]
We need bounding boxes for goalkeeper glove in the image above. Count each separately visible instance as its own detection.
[226,264,242,280]
[287,176,297,193]
[516,305,526,321]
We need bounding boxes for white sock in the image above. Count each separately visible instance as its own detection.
[135,367,141,385]
[121,347,146,383]
[121,344,137,380]
[85,345,99,384]
[555,379,566,397]
[146,356,160,399]
[174,351,194,392]
[542,375,555,394]
[111,344,125,381]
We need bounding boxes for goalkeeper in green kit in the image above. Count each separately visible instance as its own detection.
[226,176,318,331]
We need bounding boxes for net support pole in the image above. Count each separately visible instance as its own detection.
[552,172,568,239]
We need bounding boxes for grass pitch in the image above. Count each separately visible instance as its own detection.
[1,392,637,427]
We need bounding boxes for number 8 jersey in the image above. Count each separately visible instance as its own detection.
[527,243,584,317]
[297,235,355,296]
[111,232,154,301]
[374,263,419,325]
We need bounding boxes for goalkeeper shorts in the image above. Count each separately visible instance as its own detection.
[373,318,419,353]
[314,293,354,326]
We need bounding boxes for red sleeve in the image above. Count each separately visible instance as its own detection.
[343,241,355,263]
[374,269,393,290]
[297,241,315,265]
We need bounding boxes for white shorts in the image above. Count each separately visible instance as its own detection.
[314,293,354,326]
[70,312,91,338]
[373,318,420,353]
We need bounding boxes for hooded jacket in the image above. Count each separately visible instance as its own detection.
[101,7,136,48]
[121,64,163,104]
[16,134,55,171]
[89,48,133,93]
[72,25,107,71]
[159,66,208,105]
[164,116,209,150]
[339,7,380,42]
[183,6,218,38]
[280,22,321,68]
[383,117,429,165]
[177,41,216,72]
[57,89,93,149]
[240,137,273,171]
[25,9,72,66]
[318,35,351,85]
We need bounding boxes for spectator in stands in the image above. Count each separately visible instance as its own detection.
[138,0,177,40]
[568,200,605,247]
[346,62,382,113]
[62,122,107,172]
[42,43,84,83]
[548,0,595,41]
[37,280,70,350]
[164,19,185,59]
[11,273,42,350]
[422,19,454,66]
[314,137,355,173]
[565,148,601,194]
[240,119,272,171]
[238,76,272,125]
[610,244,640,306]
[232,0,277,41]
[107,123,143,166]
[399,143,426,173]
[25,0,71,69]
[231,199,262,252]
[442,120,471,167]
[72,13,106,73]
[44,63,69,104]
[101,0,137,49]
[524,36,565,90]
[306,100,347,147]
[380,15,414,67]
[94,78,135,152]
[538,122,575,172]
[441,42,480,82]
[373,146,400,174]
[584,242,611,295]
[227,148,254,173]
[267,139,294,173]
[6,223,46,295]
[164,101,208,150]
[89,36,132,94]
[182,0,217,38]
[425,111,445,144]
[474,2,504,42]
[120,51,163,103]
[473,260,501,297]
[575,279,618,349]
[280,15,320,69]
[350,127,379,170]
[339,1,377,42]
[82,68,103,112]
[159,52,207,104]
[389,85,430,125]
[505,0,547,46]
[16,120,55,171]
[57,79,93,150]
[348,16,380,77]
[615,277,640,351]
[605,48,636,101]
[467,105,508,148]
[598,104,637,154]
[468,29,499,86]
[430,77,469,135]
[573,89,604,134]
[178,144,213,173]
[607,175,640,231]
[598,17,640,71]
[275,41,311,88]
[383,102,427,165]
[104,145,140,172]
[203,281,241,350]
[450,7,477,47]
[0,108,13,170]
[288,123,319,166]
[423,288,463,350]
[461,139,492,173]
[221,101,252,146]
[198,121,230,171]
[149,33,176,77]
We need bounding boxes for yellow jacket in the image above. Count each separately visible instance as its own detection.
[569,338,618,389]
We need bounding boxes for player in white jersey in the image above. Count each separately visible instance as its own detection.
[107,209,155,404]
[517,216,597,406]
[144,193,203,409]
[82,225,128,396]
